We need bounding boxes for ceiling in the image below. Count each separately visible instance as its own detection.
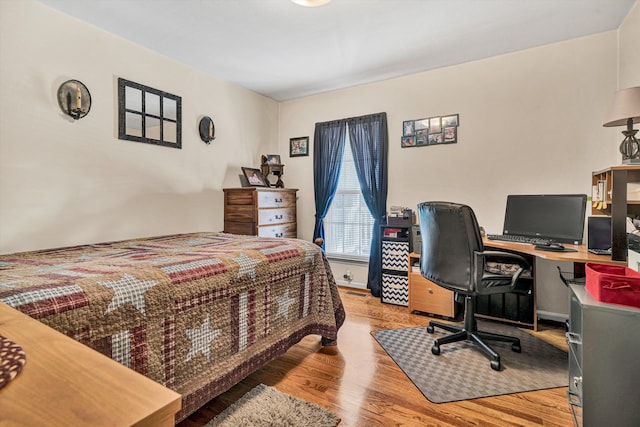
[38,0,636,101]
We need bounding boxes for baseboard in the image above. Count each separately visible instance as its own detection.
[537,310,569,323]
[335,280,367,290]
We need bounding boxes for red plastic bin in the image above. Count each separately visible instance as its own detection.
[585,262,640,309]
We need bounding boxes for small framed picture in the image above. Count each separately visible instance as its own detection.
[442,114,459,127]
[403,120,415,136]
[428,133,443,145]
[241,167,268,187]
[414,118,428,131]
[265,154,281,165]
[290,136,309,157]
[443,126,457,143]
[401,135,416,147]
[429,117,441,134]
[415,129,428,146]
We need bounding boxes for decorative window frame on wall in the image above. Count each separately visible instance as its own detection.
[118,78,182,149]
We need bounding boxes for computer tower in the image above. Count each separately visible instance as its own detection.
[411,225,422,254]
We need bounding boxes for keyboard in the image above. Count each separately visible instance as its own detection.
[588,248,612,255]
[486,234,551,245]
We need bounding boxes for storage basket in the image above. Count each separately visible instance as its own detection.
[585,262,640,309]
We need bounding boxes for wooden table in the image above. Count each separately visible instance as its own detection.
[0,302,181,426]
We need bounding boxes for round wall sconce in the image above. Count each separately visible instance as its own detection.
[57,79,91,120]
[199,116,215,144]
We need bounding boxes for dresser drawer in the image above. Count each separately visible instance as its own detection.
[409,273,455,317]
[224,221,256,236]
[257,223,297,238]
[257,191,296,208]
[224,205,256,222]
[257,207,296,226]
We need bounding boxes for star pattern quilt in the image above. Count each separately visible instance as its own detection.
[0,232,345,422]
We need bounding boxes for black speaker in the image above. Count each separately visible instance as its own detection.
[411,225,422,254]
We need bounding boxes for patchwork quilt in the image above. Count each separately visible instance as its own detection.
[0,232,345,422]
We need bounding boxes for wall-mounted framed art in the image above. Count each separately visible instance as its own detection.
[401,113,459,148]
[290,136,309,157]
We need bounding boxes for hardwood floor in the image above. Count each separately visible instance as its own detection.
[177,288,573,427]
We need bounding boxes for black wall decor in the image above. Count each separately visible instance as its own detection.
[198,116,215,144]
[118,78,182,149]
[57,79,91,120]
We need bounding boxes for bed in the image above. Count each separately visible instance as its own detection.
[0,232,345,422]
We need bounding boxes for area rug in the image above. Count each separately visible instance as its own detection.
[206,383,340,427]
[372,321,567,403]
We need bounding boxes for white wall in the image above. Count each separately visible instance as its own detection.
[619,0,640,88]
[280,31,620,294]
[0,1,279,254]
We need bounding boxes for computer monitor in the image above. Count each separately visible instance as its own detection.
[588,216,612,250]
[502,194,587,244]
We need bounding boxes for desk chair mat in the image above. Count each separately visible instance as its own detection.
[372,320,567,403]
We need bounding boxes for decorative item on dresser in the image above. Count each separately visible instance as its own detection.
[261,154,285,188]
[223,187,298,238]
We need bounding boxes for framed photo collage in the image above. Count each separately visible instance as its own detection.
[401,114,459,148]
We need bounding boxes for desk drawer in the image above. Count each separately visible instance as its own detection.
[409,273,455,317]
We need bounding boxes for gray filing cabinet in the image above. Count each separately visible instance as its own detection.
[567,284,640,426]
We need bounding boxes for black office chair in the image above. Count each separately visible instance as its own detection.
[417,202,530,371]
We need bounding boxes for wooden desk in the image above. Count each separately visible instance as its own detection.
[481,238,625,330]
[0,302,181,426]
[482,237,626,266]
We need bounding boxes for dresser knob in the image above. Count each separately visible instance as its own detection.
[428,288,433,293]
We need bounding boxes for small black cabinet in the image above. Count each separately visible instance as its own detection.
[380,225,411,306]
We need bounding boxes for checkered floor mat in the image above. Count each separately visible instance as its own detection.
[372,321,567,403]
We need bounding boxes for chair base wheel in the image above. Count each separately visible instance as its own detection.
[431,344,441,355]
[427,325,435,334]
[490,359,501,371]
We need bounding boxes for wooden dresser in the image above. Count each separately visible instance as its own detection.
[223,187,298,238]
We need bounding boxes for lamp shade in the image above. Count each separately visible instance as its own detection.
[603,86,640,127]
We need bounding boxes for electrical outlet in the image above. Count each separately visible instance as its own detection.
[343,270,353,281]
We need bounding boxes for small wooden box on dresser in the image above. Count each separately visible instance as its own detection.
[408,252,456,318]
[223,187,298,238]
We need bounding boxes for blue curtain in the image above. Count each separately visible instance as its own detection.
[312,120,347,247]
[347,113,388,297]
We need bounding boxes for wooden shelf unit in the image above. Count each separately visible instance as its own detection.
[591,165,640,261]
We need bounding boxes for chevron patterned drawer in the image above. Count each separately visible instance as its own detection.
[382,241,409,271]
[381,273,409,306]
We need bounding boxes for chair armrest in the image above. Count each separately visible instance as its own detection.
[481,250,530,270]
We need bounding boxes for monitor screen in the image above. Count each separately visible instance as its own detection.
[503,194,587,244]
[588,216,612,250]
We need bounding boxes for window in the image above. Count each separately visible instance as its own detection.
[324,134,374,261]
